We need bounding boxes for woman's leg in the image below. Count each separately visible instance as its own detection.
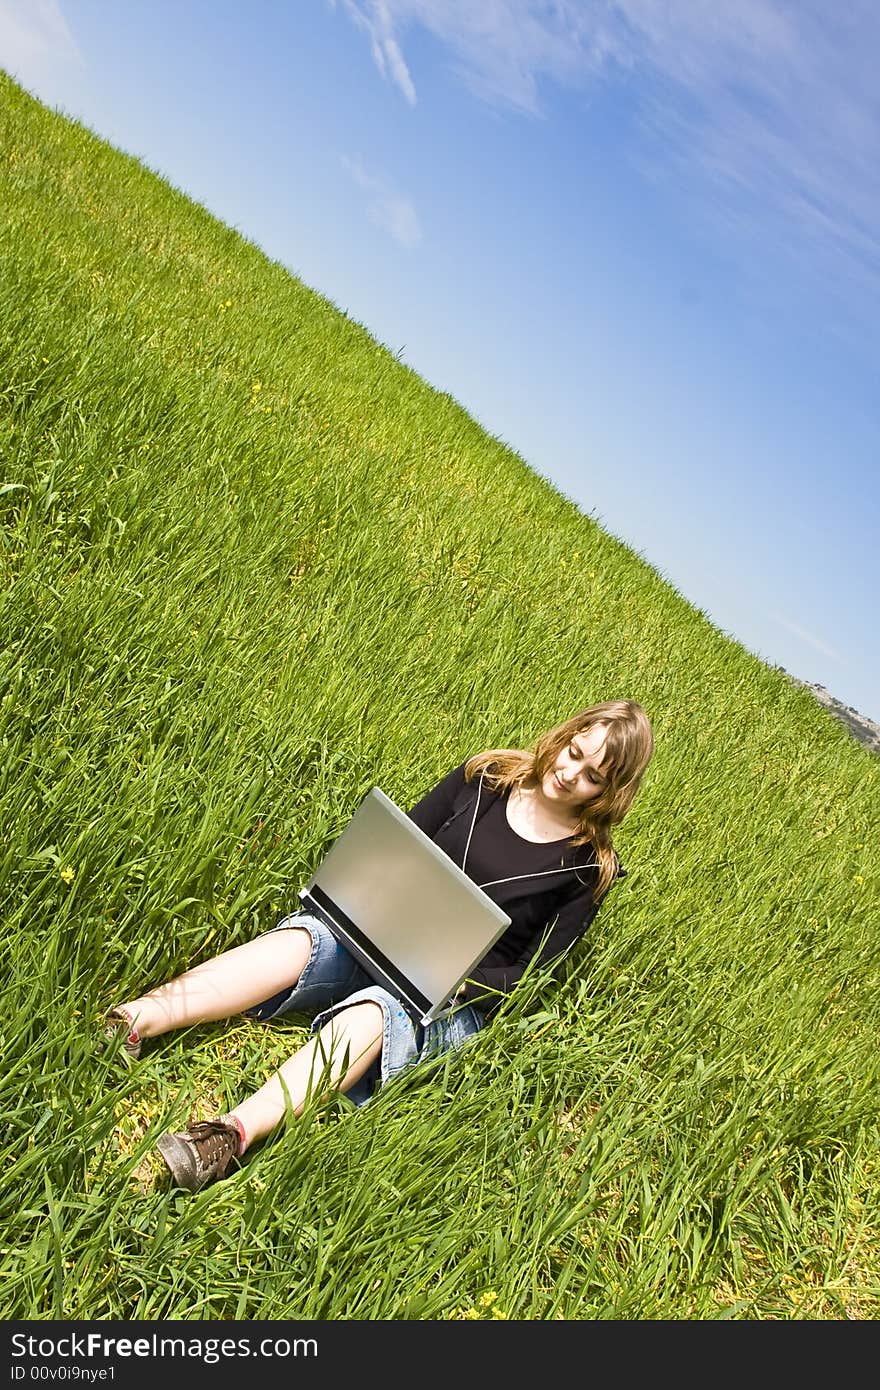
[156,1001,384,1191]
[232,1000,384,1144]
[115,927,313,1040]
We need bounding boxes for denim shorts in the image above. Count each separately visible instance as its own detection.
[245,911,486,1106]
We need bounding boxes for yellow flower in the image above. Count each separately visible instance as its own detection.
[60,866,75,885]
[854,874,864,886]
[251,380,262,392]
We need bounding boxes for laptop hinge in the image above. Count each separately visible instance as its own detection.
[299,884,435,1021]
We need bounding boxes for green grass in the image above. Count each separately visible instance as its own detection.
[1,72,878,1320]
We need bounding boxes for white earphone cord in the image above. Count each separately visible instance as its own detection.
[460,772,483,876]
[462,772,598,888]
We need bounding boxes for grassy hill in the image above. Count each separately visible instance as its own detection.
[1,72,878,1319]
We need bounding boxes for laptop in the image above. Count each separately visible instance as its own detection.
[298,786,511,1024]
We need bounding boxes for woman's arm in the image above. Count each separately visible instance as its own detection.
[459,885,601,1014]
[407,762,468,838]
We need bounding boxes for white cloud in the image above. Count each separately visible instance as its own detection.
[381,33,416,106]
[336,1,880,303]
[342,154,422,247]
[338,0,611,113]
[0,0,83,90]
[769,611,843,663]
[339,0,417,104]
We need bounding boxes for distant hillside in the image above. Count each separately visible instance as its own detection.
[784,675,880,755]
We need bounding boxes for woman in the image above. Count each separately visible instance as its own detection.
[106,699,653,1192]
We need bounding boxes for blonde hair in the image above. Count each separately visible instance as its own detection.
[465,700,654,902]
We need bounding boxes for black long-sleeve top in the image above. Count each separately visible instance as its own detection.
[407,762,622,1015]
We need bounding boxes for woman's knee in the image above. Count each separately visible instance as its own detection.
[332,999,384,1039]
[268,924,313,974]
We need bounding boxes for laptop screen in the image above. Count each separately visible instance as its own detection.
[301,787,511,1023]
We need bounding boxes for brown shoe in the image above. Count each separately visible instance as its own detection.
[156,1118,243,1192]
[103,1009,142,1065]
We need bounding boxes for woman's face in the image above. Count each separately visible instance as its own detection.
[540,723,610,811]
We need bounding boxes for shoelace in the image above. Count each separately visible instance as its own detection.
[188,1121,240,1175]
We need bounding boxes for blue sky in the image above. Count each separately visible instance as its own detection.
[3,0,879,721]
